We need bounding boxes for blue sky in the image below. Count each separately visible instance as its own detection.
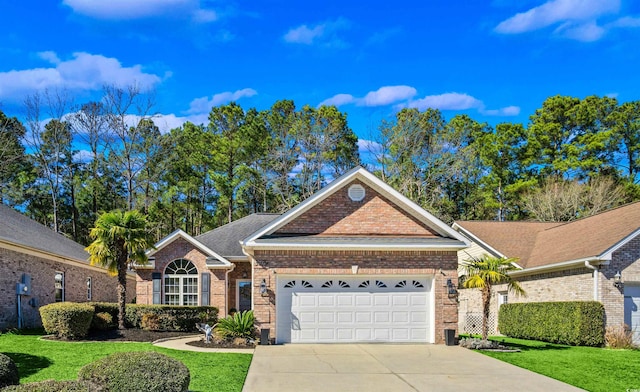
[1,0,640,143]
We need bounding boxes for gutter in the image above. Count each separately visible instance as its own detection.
[583,261,599,301]
[242,241,467,252]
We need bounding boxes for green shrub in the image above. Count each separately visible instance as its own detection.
[217,310,256,339]
[91,312,114,331]
[499,301,605,346]
[2,380,94,392]
[0,353,19,388]
[78,352,190,392]
[39,302,95,340]
[125,305,218,331]
[140,313,161,331]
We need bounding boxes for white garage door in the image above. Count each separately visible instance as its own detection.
[276,276,433,343]
[624,285,640,345]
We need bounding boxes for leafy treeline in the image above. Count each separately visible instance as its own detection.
[1,88,639,245]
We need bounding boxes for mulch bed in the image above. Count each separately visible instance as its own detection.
[186,338,256,349]
[43,329,197,342]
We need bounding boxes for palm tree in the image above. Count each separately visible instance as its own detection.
[86,210,150,329]
[462,255,525,340]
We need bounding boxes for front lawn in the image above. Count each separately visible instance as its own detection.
[0,331,251,392]
[480,336,640,392]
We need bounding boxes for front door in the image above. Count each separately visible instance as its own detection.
[236,280,252,312]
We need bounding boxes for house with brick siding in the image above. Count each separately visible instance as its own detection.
[136,166,469,344]
[0,204,135,329]
[453,203,640,344]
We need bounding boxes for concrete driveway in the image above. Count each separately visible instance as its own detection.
[242,344,583,392]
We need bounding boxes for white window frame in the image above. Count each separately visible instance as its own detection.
[163,259,199,306]
[498,291,508,308]
[55,271,65,302]
[236,279,252,312]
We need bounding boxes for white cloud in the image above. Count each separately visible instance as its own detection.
[482,105,521,116]
[408,93,483,111]
[318,94,355,107]
[63,0,217,23]
[283,18,350,47]
[186,88,257,114]
[556,21,606,41]
[73,149,95,163]
[495,0,619,34]
[605,92,619,98]
[0,52,162,99]
[360,85,417,107]
[152,112,209,133]
[37,51,61,65]
[284,24,325,44]
[357,139,383,154]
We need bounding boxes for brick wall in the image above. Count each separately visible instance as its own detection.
[251,249,458,344]
[276,181,439,237]
[600,236,640,326]
[0,247,135,329]
[135,238,228,314]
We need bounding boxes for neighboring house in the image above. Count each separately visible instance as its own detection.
[453,202,640,344]
[135,167,469,344]
[0,204,136,329]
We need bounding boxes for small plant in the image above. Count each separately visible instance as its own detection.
[39,302,95,340]
[605,324,634,349]
[78,351,190,392]
[0,353,19,388]
[216,310,256,340]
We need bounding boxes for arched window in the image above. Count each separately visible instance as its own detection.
[164,259,198,306]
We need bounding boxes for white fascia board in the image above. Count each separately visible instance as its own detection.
[148,229,231,267]
[508,256,605,277]
[451,223,505,259]
[598,227,640,261]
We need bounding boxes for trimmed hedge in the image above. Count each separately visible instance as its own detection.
[0,353,19,388]
[125,305,218,331]
[78,352,190,392]
[499,301,605,346]
[1,380,94,392]
[39,302,94,340]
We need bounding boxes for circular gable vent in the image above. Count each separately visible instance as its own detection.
[348,184,366,201]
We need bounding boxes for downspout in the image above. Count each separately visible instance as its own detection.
[224,264,235,317]
[584,261,598,301]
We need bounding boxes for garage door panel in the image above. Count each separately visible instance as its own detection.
[277,276,432,343]
[318,312,335,323]
[337,312,353,323]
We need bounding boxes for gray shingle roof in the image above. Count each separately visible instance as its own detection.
[0,204,89,262]
[195,213,281,257]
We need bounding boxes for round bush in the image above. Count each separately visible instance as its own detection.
[91,312,114,331]
[0,353,19,388]
[40,302,95,340]
[78,352,190,392]
[2,380,94,392]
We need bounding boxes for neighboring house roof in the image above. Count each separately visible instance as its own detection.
[243,166,469,250]
[0,203,89,262]
[195,213,281,257]
[454,201,640,269]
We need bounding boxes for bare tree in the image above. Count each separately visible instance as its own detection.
[523,177,626,222]
[102,83,155,211]
[23,89,75,232]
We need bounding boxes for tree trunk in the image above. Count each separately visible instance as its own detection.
[481,286,491,340]
[117,248,128,330]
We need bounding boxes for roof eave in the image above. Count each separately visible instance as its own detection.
[508,256,607,277]
[243,241,467,252]
[452,223,506,259]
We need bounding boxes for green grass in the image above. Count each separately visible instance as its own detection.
[480,336,640,392]
[0,331,251,392]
